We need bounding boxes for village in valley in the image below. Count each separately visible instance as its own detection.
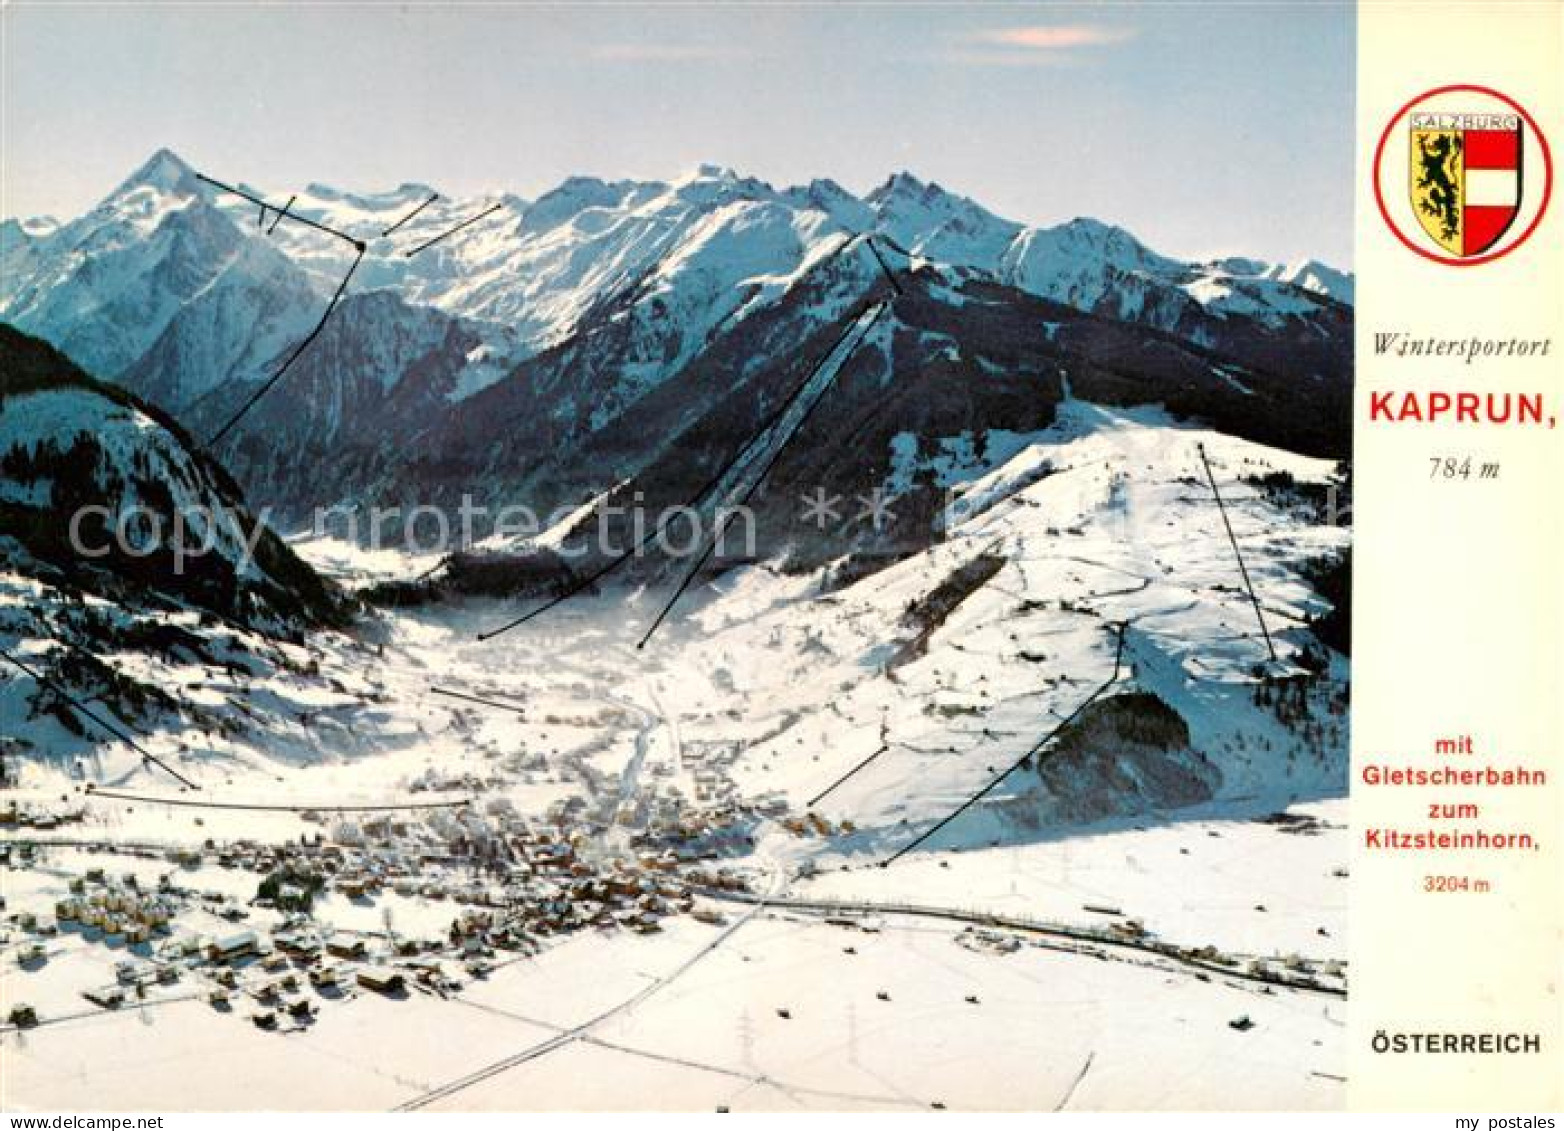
[1,412,1354,1109]
[3,725,1346,1078]
[0,762,776,1036]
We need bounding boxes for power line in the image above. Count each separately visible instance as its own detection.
[631,512,736,651]
[634,300,888,649]
[85,787,471,812]
[382,192,440,237]
[1196,443,1277,662]
[880,622,1128,866]
[863,235,904,296]
[0,645,200,790]
[265,194,297,236]
[206,245,365,448]
[195,170,370,447]
[632,235,907,648]
[430,686,527,715]
[195,172,363,251]
[404,203,504,257]
[808,743,890,808]
[476,274,885,643]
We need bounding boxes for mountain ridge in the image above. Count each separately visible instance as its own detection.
[2,148,1352,558]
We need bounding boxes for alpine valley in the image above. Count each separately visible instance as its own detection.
[1,148,1352,1111]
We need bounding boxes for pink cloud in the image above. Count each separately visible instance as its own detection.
[968,25,1134,50]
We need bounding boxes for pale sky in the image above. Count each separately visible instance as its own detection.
[0,2,1354,266]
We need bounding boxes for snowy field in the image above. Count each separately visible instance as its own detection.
[3,909,1343,1112]
[2,406,1348,1110]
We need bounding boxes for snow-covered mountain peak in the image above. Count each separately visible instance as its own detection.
[667,164,774,209]
[519,176,651,236]
[869,172,967,213]
[1208,255,1269,276]
[113,146,201,198]
[682,162,742,183]
[787,176,852,208]
[1039,217,1174,272]
[85,148,211,238]
[16,216,60,238]
[300,179,440,210]
[867,173,1018,267]
[868,172,1003,225]
[776,178,875,234]
[3,148,1352,503]
[797,176,852,202]
[865,170,929,203]
[1268,259,1354,304]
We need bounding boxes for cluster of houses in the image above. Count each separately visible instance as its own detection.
[406,768,493,795]
[164,836,705,1029]
[0,800,86,831]
[207,926,419,1028]
[53,871,176,944]
[3,795,757,1033]
[3,737,794,1034]
[681,740,744,804]
[779,812,852,838]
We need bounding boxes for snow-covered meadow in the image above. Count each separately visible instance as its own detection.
[4,393,1349,1110]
